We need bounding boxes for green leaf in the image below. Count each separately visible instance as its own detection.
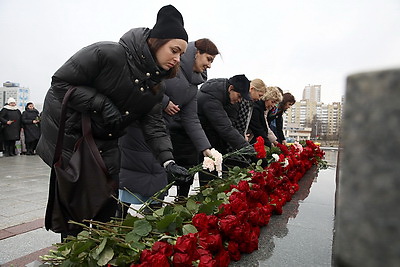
[186,199,199,213]
[198,200,223,215]
[182,224,198,235]
[133,220,152,237]
[156,213,178,231]
[173,204,185,213]
[97,247,114,266]
[122,214,140,227]
[128,240,146,251]
[125,230,141,243]
[163,205,175,215]
[201,188,214,196]
[92,238,107,259]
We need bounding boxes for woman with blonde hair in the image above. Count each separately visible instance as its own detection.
[248,86,283,147]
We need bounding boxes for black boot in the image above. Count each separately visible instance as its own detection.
[4,145,10,157]
[10,145,17,156]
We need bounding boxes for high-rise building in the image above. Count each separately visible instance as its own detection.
[302,84,321,102]
[0,81,30,110]
[285,84,342,140]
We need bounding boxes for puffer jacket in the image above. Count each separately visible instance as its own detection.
[37,28,174,176]
[197,78,249,154]
[248,100,272,147]
[21,107,41,143]
[119,122,167,197]
[162,42,211,152]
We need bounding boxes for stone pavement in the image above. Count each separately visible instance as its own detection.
[0,150,337,266]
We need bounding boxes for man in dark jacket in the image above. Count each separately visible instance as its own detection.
[197,74,255,185]
[37,5,191,238]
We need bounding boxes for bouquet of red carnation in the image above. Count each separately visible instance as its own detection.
[253,136,266,159]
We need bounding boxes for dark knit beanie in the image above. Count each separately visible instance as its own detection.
[228,74,251,101]
[149,5,188,42]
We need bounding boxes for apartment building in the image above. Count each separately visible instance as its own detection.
[0,81,30,109]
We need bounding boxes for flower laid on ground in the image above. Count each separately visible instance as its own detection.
[41,139,327,267]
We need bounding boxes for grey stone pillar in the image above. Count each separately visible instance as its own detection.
[333,69,400,266]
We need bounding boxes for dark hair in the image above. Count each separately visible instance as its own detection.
[25,102,33,110]
[147,38,180,78]
[195,38,219,56]
[278,92,296,112]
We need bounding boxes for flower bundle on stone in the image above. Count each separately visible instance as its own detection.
[42,140,326,267]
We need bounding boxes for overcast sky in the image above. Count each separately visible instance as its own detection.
[1,0,399,105]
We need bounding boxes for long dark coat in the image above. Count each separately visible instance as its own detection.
[197,78,249,154]
[21,107,41,143]
[119,123,167,198]
[0,106,22,141]
[162,42,211,153]
[248,100,272,147]
[267,108,285,143]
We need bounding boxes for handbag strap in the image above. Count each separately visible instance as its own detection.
[52,87,76,165]
[52,87,110,177]
[81,113,109,176]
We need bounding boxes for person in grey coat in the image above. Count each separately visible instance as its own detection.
[197,74,255,185]
[162,39,220,198]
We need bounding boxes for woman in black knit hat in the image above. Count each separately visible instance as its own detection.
[37,5,191,239]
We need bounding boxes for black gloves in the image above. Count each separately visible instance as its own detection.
[165,162,190,184]
[101,98,122,129]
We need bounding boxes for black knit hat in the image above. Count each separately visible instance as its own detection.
[149,5,188,42]
[228,74,251,101]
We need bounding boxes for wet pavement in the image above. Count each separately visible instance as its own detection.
[0,149,338,266]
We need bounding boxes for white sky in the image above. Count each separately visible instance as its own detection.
[1,0,399,105]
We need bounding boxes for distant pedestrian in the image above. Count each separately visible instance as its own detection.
[21,102,41,155]
[0,97,22,156]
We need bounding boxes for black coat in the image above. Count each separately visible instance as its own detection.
[21,108,41,143]
[197,78,249,154]
[162,42,211,153]
[267,108,285,143]
[37,28,174,176]
[0,106,22,141]
[119,123,167,197]
[248,100,272,147]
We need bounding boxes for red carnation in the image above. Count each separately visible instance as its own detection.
[172,252,193,266]
[227,241,241,261]
[151,241,174,257]
[174,233,198,257]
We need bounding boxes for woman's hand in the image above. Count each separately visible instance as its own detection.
[164,101,180,116]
